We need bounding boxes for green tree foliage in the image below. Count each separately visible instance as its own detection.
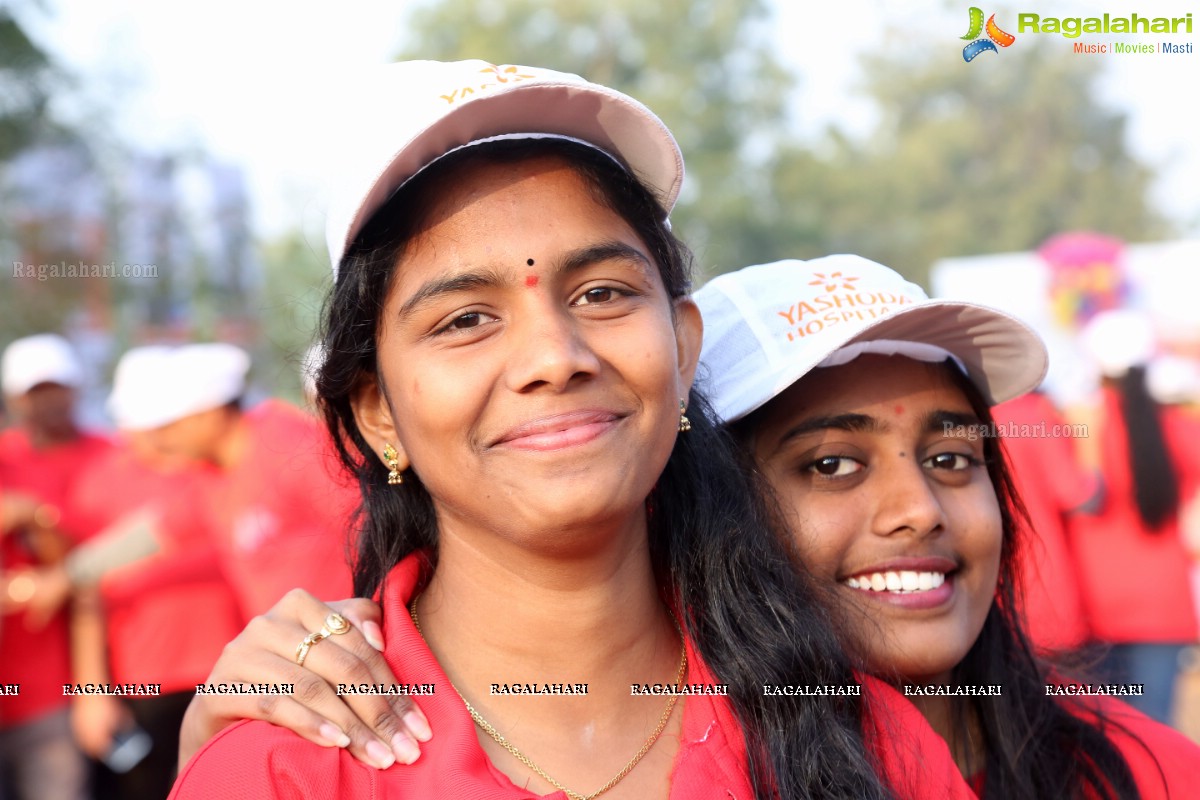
[256,229,332,404]
[769,40,1171,286]
[396,0,795,278]
[0,5,60,160]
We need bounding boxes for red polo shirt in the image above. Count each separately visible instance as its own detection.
[171,554,977,799]
[0,427,112,728]
[205,401,356,619]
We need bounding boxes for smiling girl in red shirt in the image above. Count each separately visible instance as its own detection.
[698,256,1200,798]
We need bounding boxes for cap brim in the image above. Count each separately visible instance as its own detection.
[755,300,1048,416]
[840,301,1048,405]
[334,80,682,268]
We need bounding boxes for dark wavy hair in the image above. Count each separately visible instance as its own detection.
[944,366,1152,799]
[315,138,889,800]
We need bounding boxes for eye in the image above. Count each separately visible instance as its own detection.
[806,456,864,477]
[437,310,498,334]
[573,286,622,306]
[923,452,976,471]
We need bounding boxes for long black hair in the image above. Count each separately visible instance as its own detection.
[316,138,889,800]
[939,365,1149,799]
[1114,366,1179,531]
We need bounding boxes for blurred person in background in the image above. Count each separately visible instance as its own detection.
[991,388,1098,653]
[0,333,111,800]
[144,343,355,619]
[1070,310,1200,725]
[61,346,243,800]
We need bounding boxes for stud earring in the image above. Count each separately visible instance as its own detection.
[383,443,404,485]
[678,400,691,433]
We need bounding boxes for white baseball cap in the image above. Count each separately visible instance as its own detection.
[107,343,250,430]
[1,333,84,396]
[1078,309,1156,379]
[695,255,1049,423]
[324,59,683,273]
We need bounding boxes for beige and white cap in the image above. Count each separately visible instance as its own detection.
[695,255,1049,423]
[325,59,684,273]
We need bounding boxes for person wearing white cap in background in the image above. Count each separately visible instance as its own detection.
[169,59,980,800]
[3,346,244,800]
[1067,310,1200,728]
[696,256,1199,794]
[126,343,355,624]
[0,333,111,800]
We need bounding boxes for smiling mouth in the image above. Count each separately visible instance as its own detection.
[844,571,947,594]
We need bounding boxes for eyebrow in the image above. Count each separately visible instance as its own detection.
[928,410,984,434]
[773,408,984,453]
[395,240,654,321]
[775,413,879,451]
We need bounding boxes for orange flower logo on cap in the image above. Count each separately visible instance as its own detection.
[808,272,859,293]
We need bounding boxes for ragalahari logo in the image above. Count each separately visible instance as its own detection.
[961,7,1016,61]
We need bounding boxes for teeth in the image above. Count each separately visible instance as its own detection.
[844,571,947,594]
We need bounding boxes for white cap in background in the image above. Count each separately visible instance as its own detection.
[1,333,84,396]
[1078,309,1156,379]
[107,343,250,430]
[695,255,1049,423]
[324,59,683,272]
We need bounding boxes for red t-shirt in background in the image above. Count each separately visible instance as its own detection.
[205,401,356,619]
[0,427,112,727]
[68,445,243,694]
[992,392,1095,650]
[1063,689,1200,798]
[1069,388,1200,643]
[171,554,976,800]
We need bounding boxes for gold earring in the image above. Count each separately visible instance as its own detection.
[678,400,691,433]
[383,443,403,485]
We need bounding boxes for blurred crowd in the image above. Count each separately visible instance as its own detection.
[0,312,1197,799]
[0,334,355,800]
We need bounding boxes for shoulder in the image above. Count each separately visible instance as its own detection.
[170,720,374,800]
[1071,694,1200,796]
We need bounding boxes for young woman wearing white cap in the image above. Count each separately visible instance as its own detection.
[169,61,971,800]
[696,256,1199,797]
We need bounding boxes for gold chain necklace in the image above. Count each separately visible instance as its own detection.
[409,595,686,800]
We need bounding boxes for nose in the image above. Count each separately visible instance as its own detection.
[869,456,945,539]
[503,306,602,393]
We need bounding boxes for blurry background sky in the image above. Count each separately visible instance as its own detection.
[3,0,1197,412]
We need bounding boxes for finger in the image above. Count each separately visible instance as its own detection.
[277,593,432,751]
[327,598,385,651]
[220,595,428,765]
[285,619,428,759]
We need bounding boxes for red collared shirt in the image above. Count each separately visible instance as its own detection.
[170,553,977,799]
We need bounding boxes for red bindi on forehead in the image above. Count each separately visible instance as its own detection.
[525,275,539,288]
[893,404,905,415]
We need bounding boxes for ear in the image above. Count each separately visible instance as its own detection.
[672,297,704,397]
[351,374,411,472]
